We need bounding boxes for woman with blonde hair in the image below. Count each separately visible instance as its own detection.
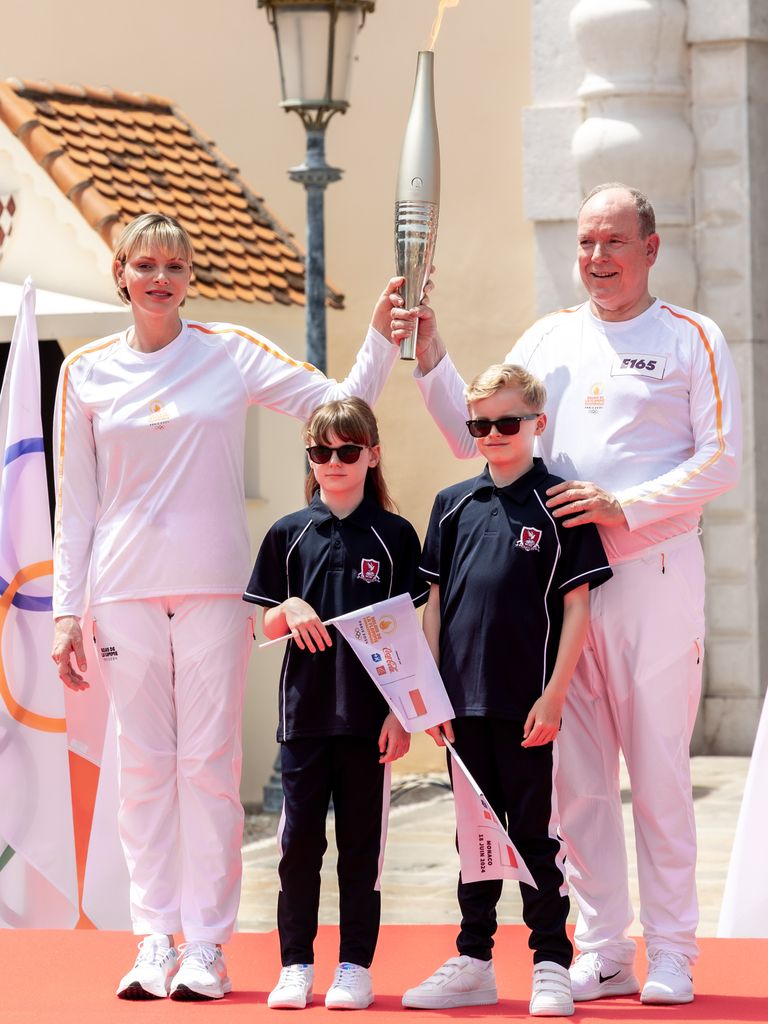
[51,213,406,1001]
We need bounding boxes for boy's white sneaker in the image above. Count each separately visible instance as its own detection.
[170,941,231,1000]
[402,955,498,1009]
[529,962,574,1017]
[116,934,179,999]
[640,950,693,1004]
[268,964,315,1009]
[569,951,639,1001]
[325,963,374,1009]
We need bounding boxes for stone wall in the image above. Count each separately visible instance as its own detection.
[525,0,767,752]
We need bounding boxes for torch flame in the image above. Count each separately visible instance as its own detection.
[427,0,461,51]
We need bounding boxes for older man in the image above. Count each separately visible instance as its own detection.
[399,184,742,1005]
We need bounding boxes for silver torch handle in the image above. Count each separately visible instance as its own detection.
[395,201,439,360]
[395,51,440,361]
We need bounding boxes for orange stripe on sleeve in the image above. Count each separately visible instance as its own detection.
[188,322,319,375]
[622,306,726,506]
[54,338,120,557]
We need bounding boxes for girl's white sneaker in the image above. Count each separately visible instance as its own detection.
[325,963,374,1009]
[268,964,315,1009]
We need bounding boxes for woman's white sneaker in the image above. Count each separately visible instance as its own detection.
[268,964,315,1009]
[569,951,639,1001]
[116,935,179,1000]
[530,962,574,1017]
[641,950,693,1004]
[402,956,498,1009]
[325,963,374,1009]
[169,941,231,1000]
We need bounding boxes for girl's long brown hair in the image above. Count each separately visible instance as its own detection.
[303,398,396,512]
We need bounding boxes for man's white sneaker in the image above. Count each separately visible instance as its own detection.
[641,950,693,1004]
[569,951,639,1001]
[325,963,374,1009]
[530,962,574,1017]
[402,955,498,1009]
[169,941,231,1000]
[268,964,315,1009]
[116,934,179,999]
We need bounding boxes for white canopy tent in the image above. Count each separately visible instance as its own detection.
[0,280,129,342]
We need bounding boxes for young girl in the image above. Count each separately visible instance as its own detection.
[244,398,428,1010]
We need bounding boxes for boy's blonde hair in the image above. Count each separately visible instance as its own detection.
[112,213,195,305]
[303,397,396,512]
[465,363,547,410]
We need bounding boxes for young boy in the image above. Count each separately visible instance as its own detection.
[403,365,612,1017]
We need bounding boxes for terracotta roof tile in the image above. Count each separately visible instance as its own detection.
[0,78,342,308]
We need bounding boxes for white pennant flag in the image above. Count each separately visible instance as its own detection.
[446,737,536,888]
[718,691,768,937]
[332,592,454,733]
[0,278,79,926]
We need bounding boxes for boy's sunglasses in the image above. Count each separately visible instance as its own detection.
[465,414,540,438]
[306,444,366,465]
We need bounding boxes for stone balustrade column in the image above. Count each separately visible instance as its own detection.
[687,0,768,752]
[570,0,696,306]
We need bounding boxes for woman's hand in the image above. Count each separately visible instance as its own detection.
[51,616,89,691]
[378,712,411,763]
[371,277,409,340]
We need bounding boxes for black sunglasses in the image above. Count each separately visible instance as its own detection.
[306,444,366,465]
[465,414,541,438]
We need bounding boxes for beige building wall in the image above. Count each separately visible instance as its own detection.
[3,0,534,799]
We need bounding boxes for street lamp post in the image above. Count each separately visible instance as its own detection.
[258,0,375,374]
[257,0,375,813]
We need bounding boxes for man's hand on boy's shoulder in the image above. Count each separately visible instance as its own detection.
[546,479,627,528]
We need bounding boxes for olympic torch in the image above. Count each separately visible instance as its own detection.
[395,50,440,360]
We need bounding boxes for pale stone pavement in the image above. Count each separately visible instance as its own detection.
[238,755,749,937]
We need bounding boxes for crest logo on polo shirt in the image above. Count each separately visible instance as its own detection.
[515,526,542,552]
[357,558,381,583]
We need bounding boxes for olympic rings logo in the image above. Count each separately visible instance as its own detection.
[0,561,66,733]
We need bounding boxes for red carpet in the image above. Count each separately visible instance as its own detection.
[2,926,766,1023]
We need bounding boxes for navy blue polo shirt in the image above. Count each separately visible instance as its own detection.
[420,458,612,721]
[245,492,429,741]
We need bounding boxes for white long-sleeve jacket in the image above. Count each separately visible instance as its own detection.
[53,321,397,617]
[417,299,742,563]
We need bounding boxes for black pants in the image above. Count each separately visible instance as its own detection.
[449,717,572,968]
[277,735,388,967]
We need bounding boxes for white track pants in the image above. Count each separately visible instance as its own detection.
[93,596,254,943]
[556,532,704,964]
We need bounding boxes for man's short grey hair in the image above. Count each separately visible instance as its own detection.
[580,182,656,238]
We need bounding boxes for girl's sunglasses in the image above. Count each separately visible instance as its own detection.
[465,414,540,438]
[306,444,366,465]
